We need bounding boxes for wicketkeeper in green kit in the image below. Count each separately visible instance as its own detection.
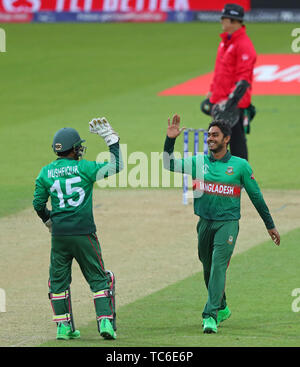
[163,114,280,334]
[33,117,123,340]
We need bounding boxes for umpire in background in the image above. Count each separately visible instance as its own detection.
[200,3,257,161]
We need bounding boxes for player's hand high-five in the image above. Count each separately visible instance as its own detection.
[89,117,119,146]
[167,114,185,139]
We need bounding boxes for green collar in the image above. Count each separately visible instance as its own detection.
[209,151,232,163]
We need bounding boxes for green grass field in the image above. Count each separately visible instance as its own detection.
[40,227,300,347]
[0,22,299,348]
[0,23,300,217]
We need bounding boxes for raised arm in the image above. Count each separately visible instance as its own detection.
[163,114,202,178]
[89,117,124,181]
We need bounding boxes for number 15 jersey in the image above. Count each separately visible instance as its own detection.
[33,143,122,236]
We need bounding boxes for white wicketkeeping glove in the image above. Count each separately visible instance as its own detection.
[89,117,119,146]
[44,219,52,233]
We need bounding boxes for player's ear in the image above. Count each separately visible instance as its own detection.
[224,135,231,145]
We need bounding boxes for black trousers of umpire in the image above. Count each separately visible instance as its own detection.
[229,109,248,161]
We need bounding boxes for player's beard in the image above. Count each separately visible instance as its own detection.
[208,141,225,153]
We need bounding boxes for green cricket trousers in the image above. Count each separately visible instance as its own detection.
[48,233,113,324]
[197,218,239,322]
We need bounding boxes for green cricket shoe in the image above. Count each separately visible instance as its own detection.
[202,317,217,334]
[56,322,81,340]
[217,306,231,326]
[100,318,117,340]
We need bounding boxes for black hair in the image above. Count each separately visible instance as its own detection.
[208,120,232,138]
[56,147,74,157]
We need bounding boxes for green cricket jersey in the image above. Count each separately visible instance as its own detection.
[33,143,122,236]
[164,136,275,229]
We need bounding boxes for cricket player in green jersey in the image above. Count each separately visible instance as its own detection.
[33,117,123,340]
[163,114,280,334]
